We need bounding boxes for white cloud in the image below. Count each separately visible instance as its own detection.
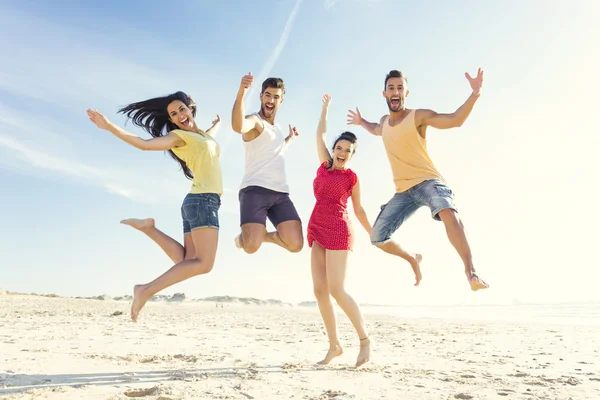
[246,0,304,109]
[0,134,180,204]
[324,0,339,10]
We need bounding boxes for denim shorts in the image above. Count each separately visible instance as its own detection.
[181,193,221,234]
[370,179,457,245]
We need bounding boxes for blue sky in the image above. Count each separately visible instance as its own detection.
[1,0,598,306]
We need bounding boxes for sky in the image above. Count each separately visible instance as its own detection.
[1,0,599,306]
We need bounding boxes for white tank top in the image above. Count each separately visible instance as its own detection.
[240,113,289,193]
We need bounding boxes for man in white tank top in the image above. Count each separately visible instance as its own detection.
[231,72,303,254]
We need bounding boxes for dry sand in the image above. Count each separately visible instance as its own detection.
[1,294,598,399]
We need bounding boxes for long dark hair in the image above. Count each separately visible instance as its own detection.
[118,91,197,180]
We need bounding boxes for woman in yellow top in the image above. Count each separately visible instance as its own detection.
[87,91,223,322]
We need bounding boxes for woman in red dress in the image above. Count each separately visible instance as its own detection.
[307,94,373,368]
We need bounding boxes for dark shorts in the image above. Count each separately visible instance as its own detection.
[181,193,221,234]
[239,186,301,227]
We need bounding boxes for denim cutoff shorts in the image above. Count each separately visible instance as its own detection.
[370,179,457,245]
[181,193,221,233]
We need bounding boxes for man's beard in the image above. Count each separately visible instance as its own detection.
[261,105,275,118]
[386,97,404,112]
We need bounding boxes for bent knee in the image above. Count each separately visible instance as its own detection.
[189,258,215,275]
[243,242,261,254]
[288,241,303,253]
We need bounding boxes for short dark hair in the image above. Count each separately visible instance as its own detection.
[384,70,408,89]
[261,77,285,94]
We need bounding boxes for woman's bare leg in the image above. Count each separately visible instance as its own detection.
[121,218,186,264]
[311,242,343,364]
[130,227,218,322]
[326,250,371,367]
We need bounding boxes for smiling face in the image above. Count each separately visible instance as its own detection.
[332,139,355,170]
[167,100,196,131]
[383,76,409,112]
[259,87,284,120]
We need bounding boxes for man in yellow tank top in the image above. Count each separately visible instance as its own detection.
[347,69,488,292]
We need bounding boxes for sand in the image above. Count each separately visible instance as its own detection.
[1,294,598,399]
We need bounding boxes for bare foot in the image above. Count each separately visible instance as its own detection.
[131,284,150,322]
[317,344,343,365]
[469,273,489,291]
[120,218,155,232]
[234,234,242,249]
[410,253,423,286]
[355,337,371,368]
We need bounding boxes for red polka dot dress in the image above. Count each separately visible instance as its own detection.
[307,162,358,251]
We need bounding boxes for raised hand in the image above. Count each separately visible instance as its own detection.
[286,124,299,144]
[240,72,254,91]
[212,114,221,125]
[465,67,484,95]
[346,107,363,126]
[322,93,332,108]
[87,109,112,130]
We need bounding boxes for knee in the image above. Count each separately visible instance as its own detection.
[243,241,261,254]
[328,285,347,301]
[190,258,214,275]
[288,239,303,253]
[313,285,329,301]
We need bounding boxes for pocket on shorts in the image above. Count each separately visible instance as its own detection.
[434,184,454,198]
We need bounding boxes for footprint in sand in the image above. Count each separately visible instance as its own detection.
[454,394,473,399]
[124,386,159,397]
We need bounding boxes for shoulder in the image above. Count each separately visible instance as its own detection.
[414,108,434,124]
[167,130,188,147]
[378,114,389,125]
[348,169,358,185]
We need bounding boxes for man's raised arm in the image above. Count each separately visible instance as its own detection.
[347,107,385,136]
[418,68,484,130]
[232,72,261,134]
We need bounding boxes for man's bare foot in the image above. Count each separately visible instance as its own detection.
[355,337,371,368]
[317,344,343,365]
[120,218,155,232]
[410,253,423,286]
[234,234,242,249]
[469,273,489,291]
[131,284,150,322]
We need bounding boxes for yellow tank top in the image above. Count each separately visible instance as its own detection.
[171,129,223,195]
[381,110,444,193]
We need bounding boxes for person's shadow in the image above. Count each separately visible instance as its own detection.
[0,363,350,396]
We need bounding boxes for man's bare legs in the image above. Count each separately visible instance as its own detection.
[311,243,343,365]
[374,241,423,286]
[235,220,303,254]
[130,227,218,322]
[437,209,488,291]
[121,218,190,263]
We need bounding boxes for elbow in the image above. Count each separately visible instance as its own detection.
[231,121,243,134]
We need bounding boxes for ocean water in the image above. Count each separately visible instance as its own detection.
[362,302,600,327]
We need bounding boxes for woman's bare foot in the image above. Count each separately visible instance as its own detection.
[355,337,371,368]
[120,218,155,232]
[131,284,151,322]
[469,273,489,291]
[317,343,343,365]
[410,253,423,286]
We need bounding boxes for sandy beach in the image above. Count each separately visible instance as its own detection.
[1,293,599,400]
